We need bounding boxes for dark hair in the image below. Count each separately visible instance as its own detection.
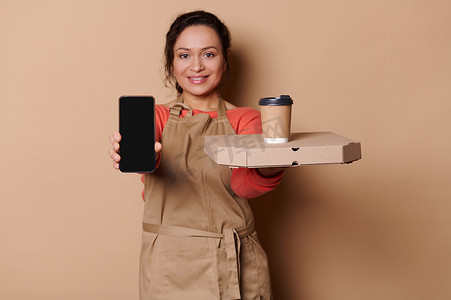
[164,10,231,94]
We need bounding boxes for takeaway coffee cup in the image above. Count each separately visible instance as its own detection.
[258,95,293,143]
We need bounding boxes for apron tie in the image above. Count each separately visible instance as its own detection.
[142,223,254,299]
[224,228,241,299]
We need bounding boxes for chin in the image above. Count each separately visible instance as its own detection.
[184,87,216,98]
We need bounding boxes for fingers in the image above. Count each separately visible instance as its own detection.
[109,132,121,169]
[109,132,121,151]
[109,132,121,147]
[109,148,121,162]
[108,133,121,170]
[110,151,120,170]
[112,132,121,142]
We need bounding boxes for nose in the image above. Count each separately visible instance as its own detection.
[190,57,204,72]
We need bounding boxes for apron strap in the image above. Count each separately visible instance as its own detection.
[168,95,228,121]
[217,96,229,121]
[142,222,254,299]
[169,97,193,121]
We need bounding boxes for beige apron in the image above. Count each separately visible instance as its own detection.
[140,97,272,300]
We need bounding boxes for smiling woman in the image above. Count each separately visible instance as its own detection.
[108,10,284,299]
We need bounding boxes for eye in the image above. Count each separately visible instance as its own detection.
[204,52,215,58]
[180,53,189,59]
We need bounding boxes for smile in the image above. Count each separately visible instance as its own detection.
[188,76,209,83]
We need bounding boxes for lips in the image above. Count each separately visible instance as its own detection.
[188,75,209,84]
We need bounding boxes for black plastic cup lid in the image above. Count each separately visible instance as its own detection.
[258,95,293,106]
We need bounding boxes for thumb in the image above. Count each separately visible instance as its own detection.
[155,142,162,153]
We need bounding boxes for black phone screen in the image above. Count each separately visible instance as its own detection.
[119,96,156,173]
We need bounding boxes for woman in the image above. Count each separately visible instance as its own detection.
[109,10,283,300]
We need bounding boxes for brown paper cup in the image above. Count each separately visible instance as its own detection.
[259,95,293,143]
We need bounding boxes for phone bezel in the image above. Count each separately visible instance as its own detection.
[118,95,156,173]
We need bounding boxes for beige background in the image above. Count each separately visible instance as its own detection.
[1,0,450,299]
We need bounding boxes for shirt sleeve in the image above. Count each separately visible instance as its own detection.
[155,104,169,143]
[227,107,284,199]
[231,168,284,199]
[141,105,169,201]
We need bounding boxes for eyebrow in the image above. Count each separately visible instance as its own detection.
[175,46,218,52]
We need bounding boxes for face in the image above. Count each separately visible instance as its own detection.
[172,25,226,100]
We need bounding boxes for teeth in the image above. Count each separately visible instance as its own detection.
[190,77,207,80]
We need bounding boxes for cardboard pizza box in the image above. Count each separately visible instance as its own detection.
[204,132,361,168]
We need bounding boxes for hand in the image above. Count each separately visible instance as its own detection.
[257,167,285,178]
[108,132,163,170]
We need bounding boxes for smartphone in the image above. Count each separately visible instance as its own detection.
[119,96,156,173]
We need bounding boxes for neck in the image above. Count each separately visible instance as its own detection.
[182,92,219,111]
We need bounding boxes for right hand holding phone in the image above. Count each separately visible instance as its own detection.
[108,131,162,170]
